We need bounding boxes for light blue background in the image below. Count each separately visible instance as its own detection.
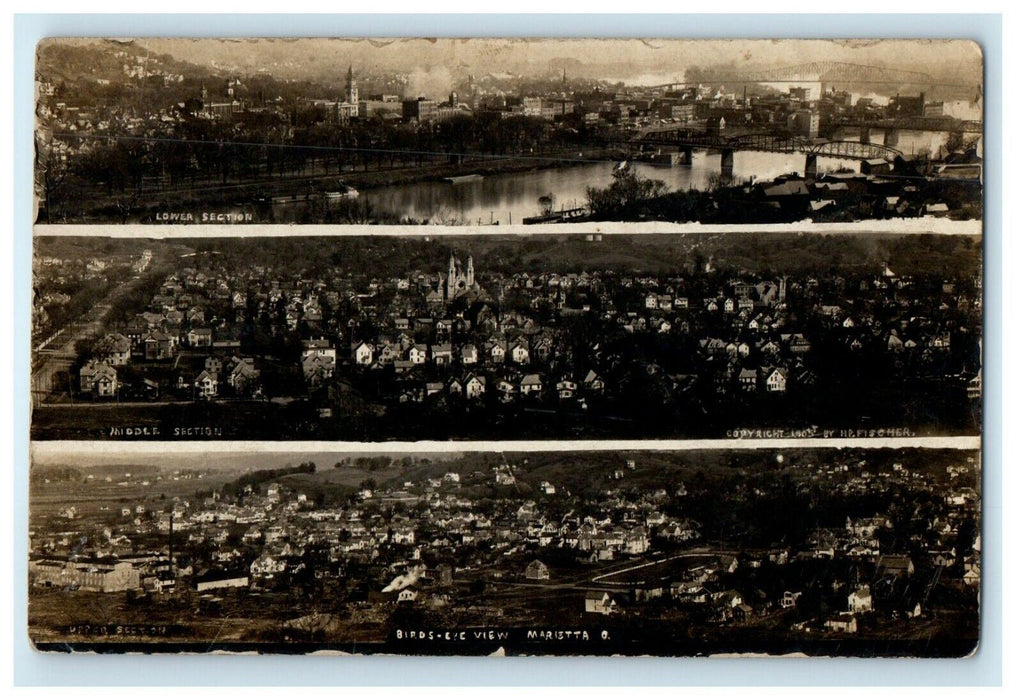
[13,13,1002,686]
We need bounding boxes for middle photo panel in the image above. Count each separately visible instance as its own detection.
[31,229,982,442]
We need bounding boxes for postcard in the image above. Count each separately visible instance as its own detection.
[27,36,986,659]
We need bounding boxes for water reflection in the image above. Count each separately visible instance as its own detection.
[274,151,860,224]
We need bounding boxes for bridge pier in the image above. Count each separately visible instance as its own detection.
[883,128,899,148]
[677,147,692,166]
[860,127,872,144]
[720,149,734,176]
[804,153,818,179]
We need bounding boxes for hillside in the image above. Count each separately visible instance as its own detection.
[37,38,220,87]
[179,233,981,278]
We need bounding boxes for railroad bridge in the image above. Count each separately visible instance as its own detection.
[628,127,905,177]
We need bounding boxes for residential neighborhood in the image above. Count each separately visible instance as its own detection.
[32,233,982,440]
[29,447,981,656]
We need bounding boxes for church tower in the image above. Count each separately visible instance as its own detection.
[446,254,457,301]
[467,256,475,288]
[779,275,788,303]
[345,65,358,105]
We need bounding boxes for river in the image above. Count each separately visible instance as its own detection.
[271,151,861,225]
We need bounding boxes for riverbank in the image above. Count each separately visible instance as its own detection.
[41,145,627,224]
[343,146,625,191]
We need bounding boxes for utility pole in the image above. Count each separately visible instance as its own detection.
[168,511,175,587]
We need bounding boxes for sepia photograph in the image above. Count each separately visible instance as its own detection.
[31,231,982,441]
[28,443,981,656]
[20,21,997,675]
[34,38,983,226]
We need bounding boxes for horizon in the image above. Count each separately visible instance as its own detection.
[37,38,983,94]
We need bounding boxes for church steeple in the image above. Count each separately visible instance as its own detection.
[440,252,482,302]
[446,253,457,301]
[345,64,358,105]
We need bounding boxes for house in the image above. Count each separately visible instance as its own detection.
[584,590,618,615]
[79,360,118,398]
[860,158,890,175]
[195,571,249,592]
[301,338,336,362]
[432,344,453,366]
[352,341,374,366]
[847,585,873,613]
[525,560,550,581]
[447,377,464,396]
[509,342,530,365]
[187,327,213,348]
[583,370,605,393]
[496,379,517,403]
[824,613,858,634]
[392,527,416,545]
[487,342,506,364]
[782,333,811,354]
[408,344,428,365]
[764,367,787,393]
[397,588,419,603]
[249,554,286,578]
[460,344,479,365]
[377,343,399,365]
[533,336,554,360]
[463,374,486,400]
[623,527,649,555]
[302,354,335,386]
[228,357,260,394]
[755,179,811,212]
[716,589,744,609]
[965,372,982,399]
[143,332,174,360]
[519,374,543,396]
[877,554,915,577]
[738,368,758,391]
[194,370,218,398]
[30,558,140,593]
[205,356,223,375]
[94,333,131,366]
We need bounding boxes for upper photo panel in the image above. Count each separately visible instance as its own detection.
[34,38,982,226]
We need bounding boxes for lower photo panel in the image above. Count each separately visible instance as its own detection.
[28,442,981,657]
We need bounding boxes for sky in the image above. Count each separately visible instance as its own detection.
[50,37,983,88]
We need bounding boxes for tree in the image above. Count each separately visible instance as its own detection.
[585,163,667,219]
